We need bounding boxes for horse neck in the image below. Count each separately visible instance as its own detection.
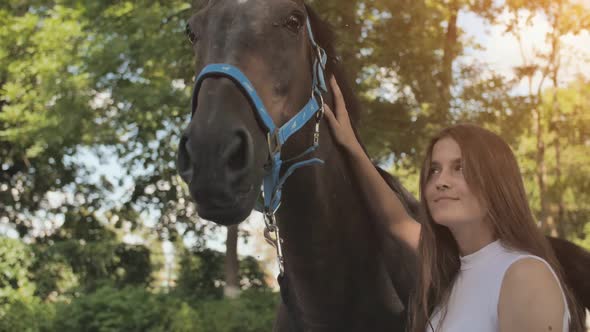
[275,143,393,322]
[278,142,374,252]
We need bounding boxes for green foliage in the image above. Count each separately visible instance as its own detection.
[0,237,55,331]
[510,79,590,238]
[0,238,34,293]
[0,294,55,332]
[31,239,153,296]
[176,248,225,301]
[50,286,277,332]
[0,284,279,332]
[0,220,152,304]
[0,236,275,331]
[0,238,36,313]
[30,250,79,302]
[176,248,270,302]
[574,223,590,252]
[0,3,103,237]
[195,289,280,332]
[78,0,199,239]
[52,285,183,332]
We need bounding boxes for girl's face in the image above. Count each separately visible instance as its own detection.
[425,137,487,229]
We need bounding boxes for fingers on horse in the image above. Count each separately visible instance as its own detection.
[323,104,338,126]
[329,76,346,117]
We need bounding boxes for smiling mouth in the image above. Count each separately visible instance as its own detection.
[434,198,459,203]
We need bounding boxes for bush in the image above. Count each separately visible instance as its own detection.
[0,236,278,332]
[176,248,271,304]
[575,222,590,252]
[0,293,55,332]
[51,285,278,332]
[196,289,280,332]
[52,285,191,332]
[0,237,53,332]
[0,238,35,301]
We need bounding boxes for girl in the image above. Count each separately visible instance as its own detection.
[323,77,584,331]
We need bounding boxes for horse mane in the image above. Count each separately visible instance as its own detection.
[305,7,361,127]
[306,6,421,218]
[303,8,420,315]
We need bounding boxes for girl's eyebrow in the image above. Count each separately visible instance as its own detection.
[431,158,462,167]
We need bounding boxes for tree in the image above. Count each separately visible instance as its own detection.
[0,3,104,238]
[175,246,269,303]
[504,0,589,236]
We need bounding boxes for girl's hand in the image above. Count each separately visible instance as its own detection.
[324,76,362,154]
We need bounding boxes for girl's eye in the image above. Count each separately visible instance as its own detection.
[429,167,440,175]
[454,164,463,172]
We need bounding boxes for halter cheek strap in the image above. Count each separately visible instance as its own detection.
[190,15,328,275]
[191,18,328,213]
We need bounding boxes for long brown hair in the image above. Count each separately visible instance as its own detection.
[408,124,584,331]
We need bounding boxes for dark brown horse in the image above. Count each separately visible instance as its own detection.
[177,1,590,331]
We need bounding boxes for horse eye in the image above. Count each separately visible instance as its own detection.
[185,24,199,44]
[285,14,304,33]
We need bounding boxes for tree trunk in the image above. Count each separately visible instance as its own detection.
[224,224,241,298]
[553,116,565,238]
[439,0,459,124]
[551,58,564,238]
[544,2,563,237]
[533,104,554,237]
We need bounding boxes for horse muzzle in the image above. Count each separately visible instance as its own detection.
[178,125,260,225]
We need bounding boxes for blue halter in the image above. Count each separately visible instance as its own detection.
[191,17,329,217]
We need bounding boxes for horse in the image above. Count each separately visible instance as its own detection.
[177,1,590,330]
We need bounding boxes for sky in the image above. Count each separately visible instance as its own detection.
[459,7,590,94]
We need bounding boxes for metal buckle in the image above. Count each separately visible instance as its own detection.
[312,92,324,146]
[315,46,325,69]
[263,211,285,275]
[266,130,281,155]
[317,93,325,118]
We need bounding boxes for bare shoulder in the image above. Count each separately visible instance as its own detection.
[498,257,566,332]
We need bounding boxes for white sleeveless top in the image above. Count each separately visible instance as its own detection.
[427,240,570,332]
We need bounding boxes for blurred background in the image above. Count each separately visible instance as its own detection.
[1,0,589,330]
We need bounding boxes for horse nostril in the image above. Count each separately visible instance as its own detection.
[227,140,246,171]
[224,129,253,177]
[177,136,194,183]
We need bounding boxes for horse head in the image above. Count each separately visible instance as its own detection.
[178,0,336,226]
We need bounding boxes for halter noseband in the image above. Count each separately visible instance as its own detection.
[190,15,328,275]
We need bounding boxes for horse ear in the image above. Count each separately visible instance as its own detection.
[304,5,335,55]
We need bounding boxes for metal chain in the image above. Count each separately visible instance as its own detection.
[263,211,285,275]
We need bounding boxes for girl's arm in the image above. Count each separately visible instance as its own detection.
[498,258,568,332]
[323,76,421,252]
